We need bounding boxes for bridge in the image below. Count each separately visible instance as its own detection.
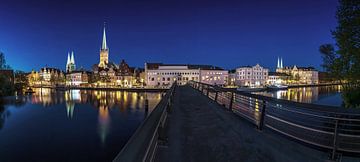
[113,81,360,162]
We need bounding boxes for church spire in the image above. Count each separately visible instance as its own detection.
[71,51,75,64]
[102,24,108,50]
[67,52,71,65]
[277,57,280,68]
[280,57,283,68]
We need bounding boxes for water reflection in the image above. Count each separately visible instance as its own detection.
[255,85,343,106]
[0,88,163,162]
[28,88,162,143]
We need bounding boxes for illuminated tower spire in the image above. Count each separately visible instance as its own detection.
[280,57,283,68]
[71,51,75,64]
[99,23,109,68]
[277,57,280,68]
[66,52,71,72]
[102,25,108,50]
[67,52,71,66]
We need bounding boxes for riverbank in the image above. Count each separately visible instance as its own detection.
[30,86,169,92]
[287,83,341,88]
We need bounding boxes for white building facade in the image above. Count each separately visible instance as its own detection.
[66,71,90,86]
[145,63,228,87]
[145,63,200,87]
[235,64,269,87]
[199,69,228,86]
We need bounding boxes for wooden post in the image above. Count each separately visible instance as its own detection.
[258,100,266,130]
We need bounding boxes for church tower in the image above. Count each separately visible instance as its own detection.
[98,25,109,68]
[66,51,76,72]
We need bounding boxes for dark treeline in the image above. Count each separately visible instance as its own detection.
[319,0,360,108]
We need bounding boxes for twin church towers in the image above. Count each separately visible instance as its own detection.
[66,25,109,72]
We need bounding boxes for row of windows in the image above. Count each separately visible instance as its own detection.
[148,72,199,75]
[205,72,224,75]
[238,72,268,75]
[238,76,268,79]
[149,77,199,81]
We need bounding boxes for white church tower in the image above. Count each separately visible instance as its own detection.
[66,51,76,72]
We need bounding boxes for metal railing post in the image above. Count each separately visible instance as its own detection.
[206,85,210,97]
[214,91,218,102]
[331,119,339,160]
[229,92,234,111]
[258,100,266,130]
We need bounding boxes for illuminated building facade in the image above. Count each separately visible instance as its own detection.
[276,58,319,85]
[266,72,290,85]
[199,68,228,86]
[235,64,269,87]
[145,63,200,87]
[28,67,65,86]
[145,63,227,87]
[66,70,91,86]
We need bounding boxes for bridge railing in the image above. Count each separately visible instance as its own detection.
[113,83,176,162]
[189,81,360,159]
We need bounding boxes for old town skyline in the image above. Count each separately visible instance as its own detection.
[0,0,338,71]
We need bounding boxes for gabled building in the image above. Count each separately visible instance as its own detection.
[66,70,91,86]
[235,64,269,87]
[37,67,65,86]
[275,58,319,85]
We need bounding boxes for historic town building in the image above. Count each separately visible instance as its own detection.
[145,63,228,87]
[89,25,144,88]
[235,64,269,87]
[199,67,228,86]
[66,70,91,86]
[27,67,65,86]
[266,72,290,85]
[276,58,319,85]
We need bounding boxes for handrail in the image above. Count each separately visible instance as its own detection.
[113,83,176,162]
[194,81,360,115]
[189,81,360,159]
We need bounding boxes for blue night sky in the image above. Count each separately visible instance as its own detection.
[0,0,338,72]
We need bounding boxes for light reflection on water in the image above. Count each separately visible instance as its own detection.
[0,88,163,162]
[255,85,343,106]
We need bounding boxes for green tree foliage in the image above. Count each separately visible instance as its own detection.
[0,52,14,97]
[0,52,11,70]
[0,75,15,97]
[320,0,360,108]
[14,70,29,91]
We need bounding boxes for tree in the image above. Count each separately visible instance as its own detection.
[320,0,360,108]
[0,75,15,97]
[0,52,11,70]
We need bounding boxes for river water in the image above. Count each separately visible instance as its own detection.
[255,85,343,107]
[0,88,162,162]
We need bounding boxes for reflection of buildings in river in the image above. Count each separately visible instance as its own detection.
[98,106,110,145]
[31,88,58,106]
[274,87,319,103]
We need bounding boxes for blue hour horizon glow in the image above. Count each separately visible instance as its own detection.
[0,0,338,72]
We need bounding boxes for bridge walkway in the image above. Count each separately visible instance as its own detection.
[155,85,328,162]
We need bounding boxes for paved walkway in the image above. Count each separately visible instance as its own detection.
[155,85,331,162]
